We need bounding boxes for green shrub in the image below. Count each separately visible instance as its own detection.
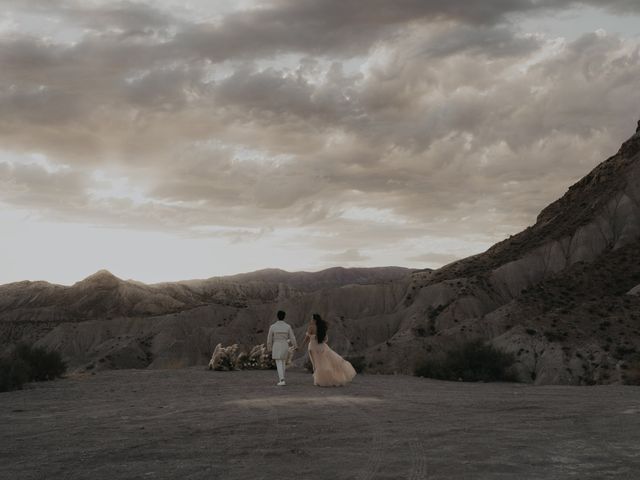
[614,345,637,360]
[0,357,31,392]
[15,344,67,381]
[0,344,67,392]
[623,355,640,386]
[543,330,564,342]
[345,355,366,373]
[624,364,640,385]
[415,340,517,382]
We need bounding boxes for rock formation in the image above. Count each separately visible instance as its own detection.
[392,119,640,384]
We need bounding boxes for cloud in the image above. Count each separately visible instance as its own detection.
[0,161,88,211]
[322,248,370,263]
[0,0,640,277]
[406,252,461,266]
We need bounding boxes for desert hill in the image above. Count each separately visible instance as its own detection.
[421,123,640,286]
[215,266,411,291]
[0,266,414,370]
[387,119,640,383]
[1,120,640,384]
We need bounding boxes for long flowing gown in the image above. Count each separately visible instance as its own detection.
[308,334,356,387]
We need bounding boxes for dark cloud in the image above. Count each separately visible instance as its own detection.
[414,25,541,58]
[1,0,639,267]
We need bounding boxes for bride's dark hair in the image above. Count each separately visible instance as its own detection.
[313,313,327,344]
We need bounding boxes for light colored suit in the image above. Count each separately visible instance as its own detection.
[267,320,297,360]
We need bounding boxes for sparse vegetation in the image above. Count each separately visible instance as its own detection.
[0,344,67,392]
[414,340,517,382]
[614,345,637,360]
[623,356,640,385]
[0,357,30,392]
[345,355,366,373]
[413,326,428,337]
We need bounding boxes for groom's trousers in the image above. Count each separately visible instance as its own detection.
[275,359,285,380]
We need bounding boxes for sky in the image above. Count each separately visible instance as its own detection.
[1,0,639,285]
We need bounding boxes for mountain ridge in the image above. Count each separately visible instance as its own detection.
[421,124,640,287]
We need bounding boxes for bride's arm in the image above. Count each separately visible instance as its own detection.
[300,331,310,348]
[299,323,313,348]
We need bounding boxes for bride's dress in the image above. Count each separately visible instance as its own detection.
[308,335,356,387]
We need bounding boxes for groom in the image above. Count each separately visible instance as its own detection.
[266,310,297,386]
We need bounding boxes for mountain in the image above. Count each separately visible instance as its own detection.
[1,120,639,384]
[388,119,640,384]
[216,266,412,291]
[0,266,414,370]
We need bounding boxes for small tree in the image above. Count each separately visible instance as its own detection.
[415,339,517,382]
[623,355,640,386]
[0,344,67,392]
[15,344,67,381]
[0,357,31,392]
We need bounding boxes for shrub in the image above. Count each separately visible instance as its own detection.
[414,340,517,382]
[15,344,67,381]
[623,358,640,386]
[543,330,564,342]
[0,344,67,392]
[413,327,428,337]
[614,345,637,360]
[345,355,366,374]
[0,357,31,392]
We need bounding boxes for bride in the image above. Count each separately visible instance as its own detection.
[301,313,356,387]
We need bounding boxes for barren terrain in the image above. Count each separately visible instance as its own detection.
[2,368,640,479]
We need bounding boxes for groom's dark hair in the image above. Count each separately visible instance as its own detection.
[277,310,286,320]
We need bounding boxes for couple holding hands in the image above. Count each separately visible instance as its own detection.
[266,310,356,387]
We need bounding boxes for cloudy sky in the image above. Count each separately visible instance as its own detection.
[1,0,639,285]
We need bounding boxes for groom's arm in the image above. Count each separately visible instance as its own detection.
[266,326,273,351]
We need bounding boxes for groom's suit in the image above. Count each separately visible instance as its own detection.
[267,320,297,360]
[267,320,297,383]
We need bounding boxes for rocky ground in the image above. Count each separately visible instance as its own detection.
[1,368,640,479]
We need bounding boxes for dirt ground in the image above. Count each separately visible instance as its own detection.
[1,367,640,480]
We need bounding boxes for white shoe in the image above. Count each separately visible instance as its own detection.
[277,380,286,386]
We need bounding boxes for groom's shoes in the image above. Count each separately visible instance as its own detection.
[277,379,286,386]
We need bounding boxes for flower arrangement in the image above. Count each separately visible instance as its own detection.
[208,343,276,370]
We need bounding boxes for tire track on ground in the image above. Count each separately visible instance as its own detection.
[199,380,276,480]
[579,414,636,466]
[409,439,428,480]
[342,396,386,480]
[255,399,281,480]
[158,381,254,480]
[389,387,429,480]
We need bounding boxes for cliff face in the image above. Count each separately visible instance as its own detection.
[1,121,640,384]
[392,121,640,384]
